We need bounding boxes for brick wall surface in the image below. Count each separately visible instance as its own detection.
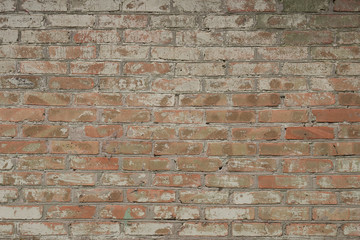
[0,0,360,238]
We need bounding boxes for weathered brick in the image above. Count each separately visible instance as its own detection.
[232,191,282,204]
[50,141,99,154]
[282,0,328,12]
[0,206,42,219]
[309,14,360,28]
[127,189,175,203]
[317,175,360,188]
[0,61,16,73]
[283,31,333,45]
[258,175,310,188]
[154,110,203,123]
[0,15,43,28]
[203,15,254,29]
[340,191,360,204]
[179,126,227,140]
[0,141,47,154]
[17,156,65,170]
[258,47,308,60]
[101,173,147,186]
[176,63,226,76]
[20,0,67,11]
[124,30,172,44]
[313,207,360,220]
[283,158,333,173]
[47,14,95,27]
[99,45,149,60]
[103,141,152,154]
[228,158,277,172]
[48,108,97,122]
[24,92,70,106]
[151,15,196,28]
[84,125,123,138]
[102,109,150,123]
[226,0,276,12]
[46,172,96,186]
[152,47,200,61]
[70,156,119,170]
[179,222,228,237]
[0,30,18,43]
[49,46,96,59]
[124,0,169,12]
[227,31,277,46]
[287,191,337,205]
[70,61,120,75]
[233,223,282,237]
[339,125,360,138]
[283,62,333,76]
[229,62,279,75]
[154,206,200,219]
[176,30,223,46]
[46,206,96,219]
[124,222,173,236]
[0,45,43,59]
[71,222,120,236]
[73,30,120,43]
[205,174,253,188]
[0,92,19,105]
[207,142,256,156]
[99,205,146,219]
[0,125,17,137]
[124,62,172,75]
[126,93,174,106]
[177,157,222,172]
[0,188,18,203]
[49,77,95,90]
[75,93,123,106]
[23,188,70,202]
[205,78,255,92]
[152,78,201,92]
[206,207,254,220]
[20,61,67,74]
[259,207,310,220]
[154,142,203,155]
[153,173,201,187]
[259,109,308,122]
[343,223,360,236]
[260,143,310,156]
[232,127,281,140]
[100,77,149,92]
[70,0,120,11]
[286,224,337,236]
[179,190,228,204]
[123,157,171,171]
[99,15,148,28]
[174,0,222,12]
[206,110,255,123]
[20,222,67,235]
[23,125,69,138]
[77,189,123,202]
[21,30,71,43]
[257,14,307,28]
[0,0,16,11]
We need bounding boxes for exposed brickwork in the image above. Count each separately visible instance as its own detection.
[0,0,360,238]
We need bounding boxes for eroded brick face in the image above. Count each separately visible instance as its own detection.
[0,0,360,238]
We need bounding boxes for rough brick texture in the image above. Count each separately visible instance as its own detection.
[0,0,360,238]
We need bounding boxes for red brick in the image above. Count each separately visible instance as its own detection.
[0,172,42,185]
[205,174,253,188]
[339,93,360,106]
[123,157,171,171]
[126,93,174,106]
[259,77,307,90]
[286,224,337,236]
[313,142,360,156]
[180,94,227,106]
[313,207,360,220]
[207,142,256,156]
[99,205,146,219]
[154,142,203,155]
[0,92,19,105]
[24,92,70,106]
[228,158,277,172]
[179,126,227,140]
[232,127,281,140]
[77,189,123,203]
[70,156,118,170]
[285,127,334,139]
[102,109,150,123]
[46,206,96,219]
[127,126,175,139]
[17,156,65,170]
[154,110,203,123]
[73,30,120,43]
[287,191,337,205]
[283,158,333,173]
[260,143,310,156]
[233,223,282,237]
[75,93,123,106]
[259,175,310,189]
[153,174,201,187]
[101,173,147,186]
[50,141,99,154]
[259,207,310,220]
[285,92,336,106]
[0,125,17,137]
[339,125,360,138]
[20,61,67,74]
[23,188,70,202]
[85,125,123,138]
[127,189,175,203]
[179,190,228,204]
[23,125,69,138]
[0,141,46,154]
[49,77,95,90]
[259,109,308,123]
[0,108,44,122]
[313,109,360,122]
[177,157,222,172]
[317,175,360,188]
[103,141,152,154]
[232,93,280,106]
[46,172,96,186]
[48,108,97,122]
[206,110,255,123]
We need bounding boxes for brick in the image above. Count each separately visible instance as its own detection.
[228,158,277,172]
[0,157,13,170]
[282,0,328,12]
[0,124,17,137]
[85,125,123,138]
[205,78,255,92]
[153,173,201,187]
[20,61,67,74]
[179,190,228,204]
[179,126,227,140]
[101,173,147,186]
[49,46,96,59]
[154,110,203,123]
[0,15,43,28]
[257,14,307,28]
[0,172,42,186]
[50,141,99,154]
[152,78,201,92]
[287,191,337,205]
[151,15,196,28]
[313,109,360,122]
[232,127,281,140]
[204,47,254,60]
[334,0,360,11]
[70,156,118,170]
[177,157,222,172]
[123,157,171,171]
[317,175,360,188]
[259,109,308,123]
[0,206,42,219]
[127,126,175,139]
[124,0,169,12]
[124,30,172,44]
[20,0,67,11]
[47,14,95,27]
[258,47,308,60]
[233,223,282,237]
[339,125,360,138]
[226,0,276,12]
[232,191,282,204]
[285,127,334,139]
[283,62,333,76]
[71,222,119,236]
[286,224,337,236]
[340,191,360,204]
[46,172,96,186]
[0,223,14,235]
[75,93,123,106]
[203,15,254,29]
[259,207,310,220]
[0,75,41,89]
[124,62,172,75]
[152,47,200,61]
[0,45,43,59]
[312,46,360,59]
[77,189,123,202]
[227,31,277,46]
[73,30,120,43]
[127,189,175,203]
[179,222,228,237]
[70,0,120,11]
[0,61,16,73]
[100,77,149,92]
[309,14,360,28]
[17,156,65,170]
[99,205,146,219]
[0,30,18,43]
[283,31,333,45]
[99,45,148,60]
[124,222,173,236]
[20,222,67,236]
[283,158,333,173]
[180,94,227,106]
[49,77,94,90]
[126,93,174,106]
[0,188,18,203]
[154,142,203,155]
[0,0,15,11]
[285,92,335,106]
[314,142,360,156]
[338,32,360,44]
[24,92,70,106]
[21,30,71,43]
[99,15,148,28]
[343,223,360,236]
[232,93,280,106]
[46,205,96,219]
[259,175,309,188]
[103,141,152,154]
[23,125,69,138]
[70,61,119,75]
[176,63,226,76]
[206,110,255,123]
[229,62,279,75]
[207,142,256,156]
[260,143,310,156]
[154,206,200,220]
[23,188,70,202]
[173,0,222,12]
[0,108,44,122]
[313,207,360,220]
[48,108,96,122]
[176,30,223,46]
[205,174,253,188]
[102,109,150,123]
[339,93,360,106]
[311,77,360,91]
[0,141,46,154]
[337,62,360,75]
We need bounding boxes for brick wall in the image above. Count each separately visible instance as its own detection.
[0,0,360,238]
